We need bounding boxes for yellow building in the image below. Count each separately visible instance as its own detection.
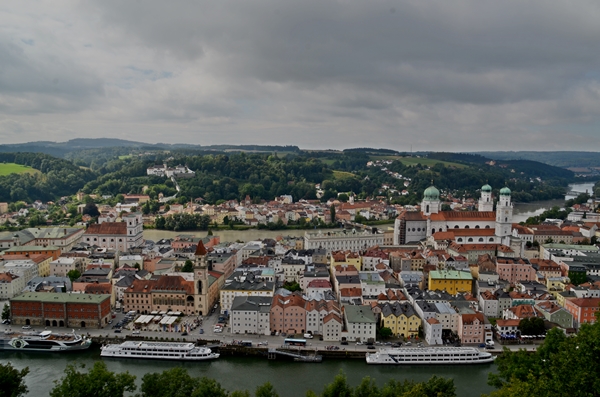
[380,302,421,338]
[428,270,473,295]
[330,251,362,272]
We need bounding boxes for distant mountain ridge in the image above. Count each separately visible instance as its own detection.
[0,139,300,158]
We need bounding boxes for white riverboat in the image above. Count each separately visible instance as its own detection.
[366,346,495,365]
[0,330,92,352]
[101,341,219,361]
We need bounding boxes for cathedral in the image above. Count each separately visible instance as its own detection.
[394,183,518,250]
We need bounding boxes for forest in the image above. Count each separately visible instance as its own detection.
[0,144,584,206]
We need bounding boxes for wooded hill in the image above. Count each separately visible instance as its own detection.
[0,141,581,205]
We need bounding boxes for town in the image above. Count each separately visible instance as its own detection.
[1,181,599,354]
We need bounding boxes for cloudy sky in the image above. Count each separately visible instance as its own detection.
[1,1,600,151]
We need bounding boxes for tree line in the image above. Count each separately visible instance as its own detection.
[0,363,457,397]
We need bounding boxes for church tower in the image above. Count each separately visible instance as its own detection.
[421,184,441,216]
[478,184,494,212]
[495,186,513,245]
[194,241,210,315]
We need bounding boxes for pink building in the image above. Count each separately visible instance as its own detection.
[458,312,485,344]
[269,294,307,335]
[496,258,536,284]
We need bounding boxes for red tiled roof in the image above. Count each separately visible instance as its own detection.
[85,222,127,235]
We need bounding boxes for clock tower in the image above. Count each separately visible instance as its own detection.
[194,241,210,315]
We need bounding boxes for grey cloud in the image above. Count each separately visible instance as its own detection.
[1,1,600,150]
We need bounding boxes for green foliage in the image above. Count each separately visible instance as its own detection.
[525,206,571,225]
[1,304,10,320]
[0,363,29,397]
[66,269,81,282]
[254,382,279,397]
[487,311,600,397]
[182,260,194,272]
[0,152,97,202]
[378,327,393,339]
[517,317,545,336]
[82,202,100,217]
[155,213,211,231]
[50,361,136,397]
[140,367,199,397]
[308,372,456,397]
[330,204,336,224]
[282,281,301,292]
[566,193,591,207]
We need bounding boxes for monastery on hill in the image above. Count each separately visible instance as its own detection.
[394,183,523,256]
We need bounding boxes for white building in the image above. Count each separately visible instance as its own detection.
[219,271,275,314]
[343,305,377,343]
[0,272,24,299]
[304,229,384,252]
[424,317,443,345]
[230,296,271,335]
[50,257,81,278]
[0,260,38,284]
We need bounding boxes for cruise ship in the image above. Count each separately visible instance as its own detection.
[101,341,220,361]
[366,346,495,365]
[0,330,92,352]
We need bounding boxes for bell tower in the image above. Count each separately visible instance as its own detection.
[194,240,209,315]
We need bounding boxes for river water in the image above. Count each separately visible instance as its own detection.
[1,348,496,397]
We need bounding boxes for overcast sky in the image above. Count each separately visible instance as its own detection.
[1,1,600,151]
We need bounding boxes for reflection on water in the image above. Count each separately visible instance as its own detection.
[1,348,495,397]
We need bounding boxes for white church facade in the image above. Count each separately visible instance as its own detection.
[394,184,516,248]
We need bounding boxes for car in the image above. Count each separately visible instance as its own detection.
[479,343,486,348]
[391,343,401,348]
[108,320,113,324]
[199,329,204,334]
[1,319,10,324]
[213,328,223,333]
[340,341,348,345]
[404,342,412,346]
[181,332,188,336]
[22,325,31,330]
[114,329,121,333]
[304,333,314,339]
[132,330,140,335]
[367,345,376,350]
[356,341,363,345]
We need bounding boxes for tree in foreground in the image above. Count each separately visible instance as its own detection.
[140,368,228,397]
[307,371,455,397]
[487,311,600,397]
[0,363,29,397]
[1,303,10,320]
[50,361,136,397]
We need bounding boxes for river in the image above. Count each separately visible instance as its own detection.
[1,348,496,397]
[512,181,596,223]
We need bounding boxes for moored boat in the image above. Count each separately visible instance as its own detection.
[101,341,219,361]
[0,330,92,352]
[366,346,495,365]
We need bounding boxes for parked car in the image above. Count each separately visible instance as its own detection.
[367,345,376,350]
[114,329,121,333]
[181,332,188,336]
[304,333,314,339]
[132,330,140,335]
[341,341,348,345]
[22,325,31,330]
[199,329,204,334]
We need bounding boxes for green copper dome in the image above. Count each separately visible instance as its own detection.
[423,185,440,200]
[499,186,511,196]
[481,184,492,193]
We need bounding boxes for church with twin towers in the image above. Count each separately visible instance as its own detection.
[394,183,522,254]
